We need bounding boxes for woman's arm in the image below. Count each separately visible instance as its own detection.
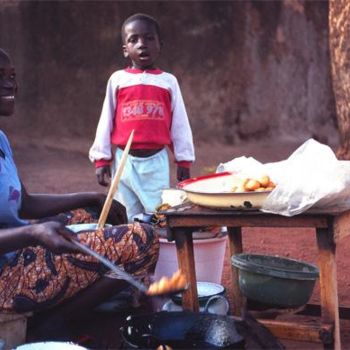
[19,183,127,224]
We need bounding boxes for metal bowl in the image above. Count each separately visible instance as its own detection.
[232,254,319,308]
[171,281,225,306]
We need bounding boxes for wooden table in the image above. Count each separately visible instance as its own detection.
[163,204,350,349]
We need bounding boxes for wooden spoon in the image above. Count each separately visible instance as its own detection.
[97,129,134,228]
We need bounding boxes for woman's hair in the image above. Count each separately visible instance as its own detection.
[121,13,161,43]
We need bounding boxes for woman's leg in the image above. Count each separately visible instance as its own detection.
[27,277,129,341]
[0,222,158,332]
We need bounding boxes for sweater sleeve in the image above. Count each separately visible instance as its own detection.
[89,74,117,166]
[170,76,195,166]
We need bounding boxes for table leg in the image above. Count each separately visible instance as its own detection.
[227,227,246,316]
[173,228,199,312]
[316,227,340,350]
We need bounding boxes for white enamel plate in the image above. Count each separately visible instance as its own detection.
[178,172,271,210]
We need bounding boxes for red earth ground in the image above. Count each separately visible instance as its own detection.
[9,132,350,349]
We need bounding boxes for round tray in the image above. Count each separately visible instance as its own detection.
[178,172,271,210]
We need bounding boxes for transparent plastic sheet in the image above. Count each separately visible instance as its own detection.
[217,139,350,216]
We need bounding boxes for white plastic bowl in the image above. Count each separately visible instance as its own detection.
[66,223,111,233]
[15,342,87,350]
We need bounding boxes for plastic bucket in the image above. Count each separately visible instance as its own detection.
[154,236,227,284]
[232,254,319,308]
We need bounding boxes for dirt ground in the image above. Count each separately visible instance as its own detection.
[8,131,350,349]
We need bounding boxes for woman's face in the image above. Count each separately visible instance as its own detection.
[0,51,17,117]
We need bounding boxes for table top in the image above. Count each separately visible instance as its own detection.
[160,203,342,230]
[162,203,337,217]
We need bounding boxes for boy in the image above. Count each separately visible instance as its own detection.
[89,13,195,222]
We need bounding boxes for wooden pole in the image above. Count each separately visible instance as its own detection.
[97,129,134,228]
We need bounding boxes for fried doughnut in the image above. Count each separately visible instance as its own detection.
[157,345,172,350]
[244,179,261,191]
[267,181,276,188]
[258,175,270,187]
[147,270,187,296]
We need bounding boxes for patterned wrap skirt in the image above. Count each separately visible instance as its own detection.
[0,209,159,313]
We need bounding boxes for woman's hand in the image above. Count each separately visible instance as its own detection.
[31,221,81,254]
[108,199,128,224]
[95,194,127,225]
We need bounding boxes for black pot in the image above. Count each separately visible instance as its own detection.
[120,311,245,349]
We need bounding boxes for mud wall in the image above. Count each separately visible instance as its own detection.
[0,1,338,146]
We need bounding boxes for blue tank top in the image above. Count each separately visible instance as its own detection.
[0,131,29,268]
[0,131,27,228]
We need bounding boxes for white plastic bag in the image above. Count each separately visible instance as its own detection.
[217,156,271,179]
[217,139,350,216]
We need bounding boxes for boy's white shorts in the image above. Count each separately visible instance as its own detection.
[112,148,170,222]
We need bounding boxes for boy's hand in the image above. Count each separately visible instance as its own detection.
[96,165,111,187]
[177,166,190,182]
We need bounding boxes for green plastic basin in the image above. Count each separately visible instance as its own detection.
[231,254,319,308]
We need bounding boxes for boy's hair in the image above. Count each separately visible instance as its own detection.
[121,13,161,43]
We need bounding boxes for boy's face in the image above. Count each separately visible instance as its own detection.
[122,19,161,70]
[0,52,17,117]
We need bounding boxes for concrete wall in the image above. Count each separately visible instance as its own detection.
[0,1,338,146]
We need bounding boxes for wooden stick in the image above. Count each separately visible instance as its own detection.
[97,129,134,228]
[258,319,330,343]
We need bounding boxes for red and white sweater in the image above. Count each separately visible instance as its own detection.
[89,67,195,168]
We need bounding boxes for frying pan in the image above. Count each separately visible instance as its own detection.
[120,311,245,349]
[120,311,286,350]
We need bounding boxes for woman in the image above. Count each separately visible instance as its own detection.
[0,48,159,340]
